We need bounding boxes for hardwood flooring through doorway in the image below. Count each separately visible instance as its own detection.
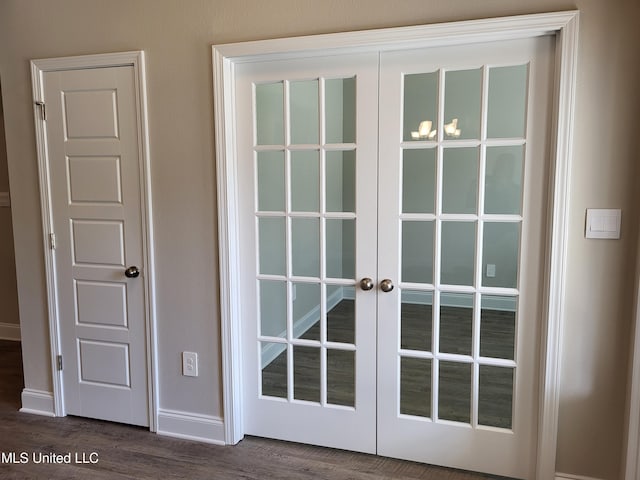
[262,299,515,428]
[0,340,512,479]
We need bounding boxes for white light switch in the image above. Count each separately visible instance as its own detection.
[585,209,621,239]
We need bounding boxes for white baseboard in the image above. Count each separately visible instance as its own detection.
[556,473,605,480]
[401,290,517,312]
[157,409,225,445]
[261,287,345,368]
[20,389,55,417]
[0,322,21,341]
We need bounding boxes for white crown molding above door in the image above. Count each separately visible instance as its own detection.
[213,11,579,480]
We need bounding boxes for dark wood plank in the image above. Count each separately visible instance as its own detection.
[262,300,514,427]
[1,339,510,480]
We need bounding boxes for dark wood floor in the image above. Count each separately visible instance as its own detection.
[263,300,514,428]
[0,339,508,479]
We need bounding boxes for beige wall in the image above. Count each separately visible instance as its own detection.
[1,1,639,478]
[0,83,20,329]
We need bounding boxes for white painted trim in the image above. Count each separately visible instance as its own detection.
[30,51,157,430]
[213,12,580,477]
[624,231,640,479]
[261,287,344,368]
[156,409,225,445]
[0,322,21,341]
[401,291,517,312]
[20,389,55,417]
[536,12,580,480]
[555,473,605,480]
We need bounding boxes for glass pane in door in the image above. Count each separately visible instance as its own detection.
[326,219,355,279]
[291,150,320,212]
[487,65,528,139]
[401,221,434,284]
[293,282,321,341]
[480,295,516,360]
[294,346,320,402]
[258,217,285,275]
[485,146,524,215]
[438,361,471,423]
[442,147,478,214]
[325,77,356,144]
[441,222,475,286]
[261,342,287,399]
[327,285,355,344]
[291,218,320,277]
[326,150,355,212]
[478,366,514,429]
[400,357,432,417]
[482,222,520,288]
[443,69,481,140]
[439,293,473,356]
[402,149,436,214]
[257,151,285,211]
[327,349,355,407]
[254,73,365,412]
[403,72,438,141]
[255,82,284,145]
[401,290,432,352]
[391,53,531,454]
[290,80,319,144]
[259,280,286,338]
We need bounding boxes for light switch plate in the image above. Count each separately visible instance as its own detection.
[585,208,621,239]
[0,192,10,207]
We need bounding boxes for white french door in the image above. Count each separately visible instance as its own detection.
[376,37,553,477]
[235,36,554,479]
[236,53,380,452]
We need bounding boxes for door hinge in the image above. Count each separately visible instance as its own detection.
[56,355,63,371]
[35,101,46,121]
[49,233,56,250]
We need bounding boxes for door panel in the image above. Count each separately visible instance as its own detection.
[237,54,379,453]
[44,66,149,426]
[377,37,554,478]
[237,35,554,478]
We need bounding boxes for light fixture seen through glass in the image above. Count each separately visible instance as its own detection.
[411,118,461,140]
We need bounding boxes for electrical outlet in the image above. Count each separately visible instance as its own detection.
[486,264,496,278]
[182,351,198,377]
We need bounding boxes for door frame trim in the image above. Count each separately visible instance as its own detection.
[30,51,158,431]
[212,11,579,479]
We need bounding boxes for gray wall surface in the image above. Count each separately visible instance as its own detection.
[1,1,639,478]
[0,84,19,330]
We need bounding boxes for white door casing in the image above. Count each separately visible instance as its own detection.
[213,11,579,480]
[31,52,157,429]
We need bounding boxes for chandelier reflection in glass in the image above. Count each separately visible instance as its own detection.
[411,118,461,140]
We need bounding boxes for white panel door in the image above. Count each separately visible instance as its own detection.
[376,37,554,479]
[236,53,379,452]
[236,35,554,478]
[44,66,149,426]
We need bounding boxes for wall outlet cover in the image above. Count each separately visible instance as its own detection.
[182,351,198,377]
